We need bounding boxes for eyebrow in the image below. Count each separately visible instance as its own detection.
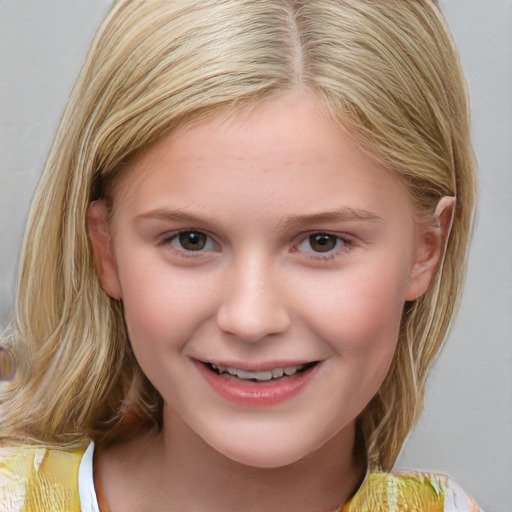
[136,207,385,229]
[136,209,210,224]
[278,208,385,231]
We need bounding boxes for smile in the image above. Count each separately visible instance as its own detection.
[206,362,318,381]
[196,359,321,407]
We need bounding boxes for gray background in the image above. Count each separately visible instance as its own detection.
[0,1,510,510]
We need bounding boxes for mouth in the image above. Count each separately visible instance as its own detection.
[203,361,319,382]
[195,359,321,407]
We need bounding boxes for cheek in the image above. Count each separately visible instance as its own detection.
[118,268,219,396]
[117,257,217,353]
[295,260,408,362]
[306,268,407,416]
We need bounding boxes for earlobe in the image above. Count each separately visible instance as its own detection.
[87,201,122,299]
[405,196,456,301]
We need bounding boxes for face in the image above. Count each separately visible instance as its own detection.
[89,94,441,468]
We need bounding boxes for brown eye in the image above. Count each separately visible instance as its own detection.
[308,233,339,253]
[178,231,208,251]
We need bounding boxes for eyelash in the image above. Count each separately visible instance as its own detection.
[160,230,218,258]
[160,230,355,261]
[293,232,354,261]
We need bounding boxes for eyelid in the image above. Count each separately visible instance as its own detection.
[158,228,356,261]
[160,229,219,254]
[292,231,356,259]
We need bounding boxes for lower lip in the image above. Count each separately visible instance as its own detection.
[194,361,319,407]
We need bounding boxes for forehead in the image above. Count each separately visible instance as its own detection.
[111,93,415,225]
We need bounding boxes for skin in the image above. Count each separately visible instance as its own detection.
[88,93,450,512]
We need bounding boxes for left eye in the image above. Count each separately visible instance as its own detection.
[297,233,344,253]
[168,230,216,252]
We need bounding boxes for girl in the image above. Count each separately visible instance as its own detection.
[0,1,483,510]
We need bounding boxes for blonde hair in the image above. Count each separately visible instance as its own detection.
[0,0,476,471]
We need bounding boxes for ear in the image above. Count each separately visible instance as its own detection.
[87,200,122,299]
[405,196,455,301]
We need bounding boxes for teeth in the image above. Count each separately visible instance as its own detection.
[236,369,273,381]
[210,363,309,381]
[284,366,300,376]
[271,367,284,378]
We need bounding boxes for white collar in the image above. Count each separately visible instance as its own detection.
[78,442,101,512]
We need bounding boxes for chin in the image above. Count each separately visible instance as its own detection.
[204,427,322,469]
[221,444,308,469]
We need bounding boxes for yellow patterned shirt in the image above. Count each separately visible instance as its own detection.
[0,443,483,512]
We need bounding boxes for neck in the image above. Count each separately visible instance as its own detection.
[96,412,365,512]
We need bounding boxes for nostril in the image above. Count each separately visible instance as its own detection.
[216,302,291,341]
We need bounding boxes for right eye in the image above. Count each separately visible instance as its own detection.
[165,230,217,252]
[299,233,342,253]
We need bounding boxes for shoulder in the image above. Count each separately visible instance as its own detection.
[0,442,88,512]
[343,471,483,512]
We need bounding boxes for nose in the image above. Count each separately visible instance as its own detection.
[216,256,291,342]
